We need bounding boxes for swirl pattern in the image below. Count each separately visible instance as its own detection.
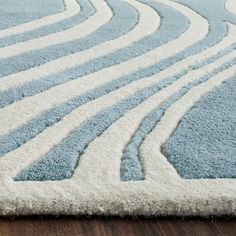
[0,0,236,216]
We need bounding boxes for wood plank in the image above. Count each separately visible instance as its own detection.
[0,217,235,236]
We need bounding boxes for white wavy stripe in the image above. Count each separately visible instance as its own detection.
[1,50,236,178]
[141,67,236,183]
[226,0,236,15]
[0,0,112,59]
[0,0,211,136]
[0,0,208,91]
[0,0,160,91]
[0,0,80,38]
[71,53,236,183]
[0,78,164,176]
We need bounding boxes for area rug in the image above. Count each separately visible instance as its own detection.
[0,0,236,216]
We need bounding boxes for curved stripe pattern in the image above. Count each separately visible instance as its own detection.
[2,0,235,107]
[162,77,236,179]
[0,0,65,30]
[0,0,81,40]
[0,0,235,183]
[16,54,236,181]
[121,56,236,181]
[0,0,113,60]
[0,0,93,47]
[0,0,136,77]
[0,0,186,153]
[0,0,159,106]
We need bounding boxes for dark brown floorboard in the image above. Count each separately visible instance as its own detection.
[0,216,235,236]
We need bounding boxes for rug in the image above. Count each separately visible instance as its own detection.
[0,0,236,216]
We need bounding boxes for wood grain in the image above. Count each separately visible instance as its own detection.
[0,217,235,236]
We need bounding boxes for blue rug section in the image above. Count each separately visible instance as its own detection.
[0,0,64,30]
[2,0,236,109]
[120,59,236,181]
[0,42,233,158]
[15,57,236,181]
[0,0,188,157]
[0,0,138,78]
[162,77,236,179]
[11,0,236,181]
[0,0,95,47]
[0,0,235,181]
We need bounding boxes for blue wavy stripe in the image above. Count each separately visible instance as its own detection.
[121,88,187,181]
[162,77,236,179]
[0,0,234,181]
[15,57,236,181]
[0,0,190,108]
[0,0,188,156]
[120,58,236,181]
[1,0,235,157]
[177,0,236,25]
[0,0,64,30]
[1,0,235,109]
[0,0,95,47]
[0,0,138,78]
[0,44,232,158]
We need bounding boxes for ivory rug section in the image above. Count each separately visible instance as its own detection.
[0,0,236,216]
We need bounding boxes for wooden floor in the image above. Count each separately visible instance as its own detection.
[0,216,235,236]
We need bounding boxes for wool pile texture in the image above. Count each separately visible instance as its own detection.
[0,0,236,216]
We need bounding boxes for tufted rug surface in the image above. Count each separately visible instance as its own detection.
[0,0,236,216]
